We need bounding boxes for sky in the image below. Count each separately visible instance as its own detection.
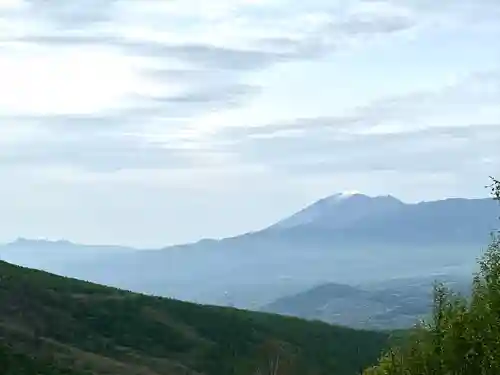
[0,0,499,247]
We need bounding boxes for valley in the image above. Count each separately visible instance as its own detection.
[1,194,496,330]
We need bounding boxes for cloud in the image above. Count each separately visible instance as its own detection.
[22,0,116,29]
[0,0,420,174]
[1,0,500,175]
[225,122,500,177]
[218,69,500,138]
[213,69,500,175]
[0,122,235,172]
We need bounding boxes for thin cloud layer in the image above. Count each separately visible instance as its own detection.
[1,0,426,171]
[2,0,499,171]
[1,0,500,245]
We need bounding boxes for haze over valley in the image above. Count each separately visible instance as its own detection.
[2,193,497,328]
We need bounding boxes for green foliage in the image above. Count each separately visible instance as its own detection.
[364,176,500,375]
[488,176,500,205]
[0,259,388,375]
[0,343,86,375]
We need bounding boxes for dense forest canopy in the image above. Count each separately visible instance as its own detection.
[0,256,387,375]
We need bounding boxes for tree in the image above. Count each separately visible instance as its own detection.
[489,176,500,204]
[251,339,299,375]
[364,176,500,375]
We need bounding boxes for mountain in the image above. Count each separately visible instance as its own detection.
[266,193,498,244]
[0,260,388,375]
[1,194,497,310]
[0,238,135,274]
[271,192,405,230]
[261,275,471,330]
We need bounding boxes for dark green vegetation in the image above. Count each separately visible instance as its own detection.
[0,343,85,375]
[0,260,389,375]
[365,177,500,375]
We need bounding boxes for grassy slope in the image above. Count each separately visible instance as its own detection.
[0,260,388,375]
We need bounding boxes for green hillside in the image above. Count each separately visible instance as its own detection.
[0,260,388,375]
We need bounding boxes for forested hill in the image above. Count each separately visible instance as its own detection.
[0,260,388,375]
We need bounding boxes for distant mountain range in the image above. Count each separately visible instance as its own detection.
[0,237,135,272]
[265,193,498,245]
[1,193,498,318]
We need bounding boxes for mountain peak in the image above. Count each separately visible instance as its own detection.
[320,192,401,205]
[271,192,404,230]
[335,191,363,199]
[326,191,365,200]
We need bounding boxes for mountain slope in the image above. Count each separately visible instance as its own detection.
[271,193,405,230]
[262,277,471,330]
[0,260,388,375]
[268,195,498,244]
[2,195,496,309]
